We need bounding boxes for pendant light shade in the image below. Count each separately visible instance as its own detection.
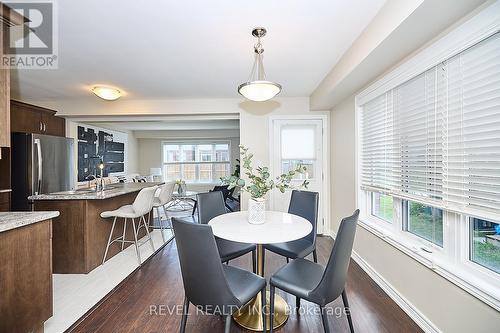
[238,27,281,101]
[238,80,282,102]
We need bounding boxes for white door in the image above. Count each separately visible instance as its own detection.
[270,118,326,234]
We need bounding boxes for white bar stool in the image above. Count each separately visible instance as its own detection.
[149,181,175,241]
[101,186,158,265]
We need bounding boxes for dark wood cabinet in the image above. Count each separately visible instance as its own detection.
[0,5,24,149]
[11,100,65,137]
[0,219,53,333]
[41,110,65,137]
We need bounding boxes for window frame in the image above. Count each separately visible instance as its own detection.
[161,140,232,183]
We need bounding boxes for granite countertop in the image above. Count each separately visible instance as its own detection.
[28,182,163,201]
[0,211,60,233]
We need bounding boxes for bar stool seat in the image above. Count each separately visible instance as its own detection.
[101,186,158,265]
[101,205,137,218]
[148,182,175,242]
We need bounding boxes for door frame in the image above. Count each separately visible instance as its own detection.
[268,114,330,235]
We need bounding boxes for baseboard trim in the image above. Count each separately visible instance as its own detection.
[325,229,440,333]
[350,250,441,333]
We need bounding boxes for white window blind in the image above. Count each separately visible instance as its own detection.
[360,32,500,220]
[281,125,316,159]
[360,92,396,192]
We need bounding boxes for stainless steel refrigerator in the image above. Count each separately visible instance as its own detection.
[11,133,75,210]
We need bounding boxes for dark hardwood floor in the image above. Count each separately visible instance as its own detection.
[71,219,422,333]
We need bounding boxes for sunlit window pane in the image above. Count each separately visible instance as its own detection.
[163,142,231,182]
[214,163,230,180]
[183,164,196,181]
[199,163,213,181]
[470,218,500,274]
[371,193,393,222]
[181,145,195,162]
[164,164,181,181]
[282,159,314,179]
[406,201,443,246]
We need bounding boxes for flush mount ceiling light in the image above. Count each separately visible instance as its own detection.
[238,27,281,102]
[91,86,122,101]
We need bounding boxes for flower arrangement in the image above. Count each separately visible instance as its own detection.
[222,145,309,199]
[175,179,186,195]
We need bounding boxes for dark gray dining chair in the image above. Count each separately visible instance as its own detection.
[172,218,266,333]
[269,210,359,333]
[263,190,319,274]
[197,191,256,272]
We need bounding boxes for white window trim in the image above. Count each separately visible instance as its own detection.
[355,2,500,311]
[161,140,232,183]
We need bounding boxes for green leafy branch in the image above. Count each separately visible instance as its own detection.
[221,145,309,199]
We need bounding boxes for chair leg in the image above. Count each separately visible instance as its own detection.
[269,285,275,333]
[224,314,231,333]
[262,248,265,276]
[296,296,300,312]
[286,257,289,263]
[102,216,117,265]
[320,306,330,333]
[191,200,197,216]
[342,290,355,333]
[252,249,256,274]
[313,249,318,263]
[131,218,142,265]
[261,287,267,333]
[180,297,189,333]
[142,215,155,252]
[121,218,127,250]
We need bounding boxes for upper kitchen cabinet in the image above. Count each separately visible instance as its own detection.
[0,5,26,149]
[11,100,66,137]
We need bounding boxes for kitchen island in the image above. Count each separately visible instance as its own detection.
[0,211,59,333]
[30,182,162,274]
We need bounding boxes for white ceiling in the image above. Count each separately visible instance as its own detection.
[11,0,385,101]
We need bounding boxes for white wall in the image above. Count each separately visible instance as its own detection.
[330,96,500,333]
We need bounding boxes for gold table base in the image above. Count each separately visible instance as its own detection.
[232,244,289,331]
[233,291,289,331]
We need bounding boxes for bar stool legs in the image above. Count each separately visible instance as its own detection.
[102,216,118,265]
[121,218,127,251]
[141,215,155,252]
[155,206,166,242]
[131,218,142,265]
[102,214,155,266]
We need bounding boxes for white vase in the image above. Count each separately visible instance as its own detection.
[248,198,266,224]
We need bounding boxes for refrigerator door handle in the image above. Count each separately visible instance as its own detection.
[34,138,43,195]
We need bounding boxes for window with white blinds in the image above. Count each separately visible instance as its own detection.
[360,32,500,220]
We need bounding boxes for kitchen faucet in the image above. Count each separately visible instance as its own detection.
[85,174,98,191]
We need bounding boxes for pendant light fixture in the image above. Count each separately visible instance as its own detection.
[238,27,281,102]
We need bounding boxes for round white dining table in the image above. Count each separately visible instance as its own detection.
[209,210,312,331]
